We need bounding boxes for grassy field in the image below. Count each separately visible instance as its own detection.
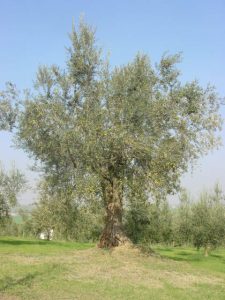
[0,237,225,299]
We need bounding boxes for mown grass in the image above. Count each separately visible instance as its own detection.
[0,236,225,300]
[0,236,94,255]
[153,245,225,274]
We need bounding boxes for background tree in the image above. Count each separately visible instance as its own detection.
[172,189,193,245]
[191,184,225,256]
[0,164,26,226]
[11,20,222,247]
[31,174,104,241]
[0,85,26,232]
[0,82,20,131]
[125,193,173,244]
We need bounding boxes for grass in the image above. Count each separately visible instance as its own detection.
[0,236,94,255]
[153,245,225,274]
[0,237,225,299]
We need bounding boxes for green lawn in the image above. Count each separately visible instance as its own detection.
[153,245,225,275]
[0,237,225,300]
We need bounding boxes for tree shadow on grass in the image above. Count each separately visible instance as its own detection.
[156,247,173,252]
[210,254,224,259]
[161,252,202,262]
[0,239,51,246]
[0,239,94,250]
[167,252,225,265]
[0,264,60,292]
[0,272,40,292]
[177,251,192,256]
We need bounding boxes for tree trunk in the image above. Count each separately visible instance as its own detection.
[98,177,129,248]
[46,230,50,241]
[204,245,210,257]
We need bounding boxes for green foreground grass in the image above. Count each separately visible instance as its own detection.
[0,237,225,300]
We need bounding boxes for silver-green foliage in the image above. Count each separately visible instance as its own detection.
[0,164,26,222]
[191,184,225,251]
[3,20,222,243]
[0,82,20,131]
[125,194,173,244]
[173,189,193,245]
[30,176,104,241]
[17,21,222,194]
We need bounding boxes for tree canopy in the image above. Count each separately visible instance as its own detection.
[191,184,225,256]
[0,164,26,222]
[1,20,222,247]
[0,82,19,131]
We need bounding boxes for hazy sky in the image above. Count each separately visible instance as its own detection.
[0,0,225,204]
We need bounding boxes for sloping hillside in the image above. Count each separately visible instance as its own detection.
[0,237,225,300]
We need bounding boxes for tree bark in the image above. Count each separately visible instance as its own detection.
[204,245,210,257]
[98,177,129,248]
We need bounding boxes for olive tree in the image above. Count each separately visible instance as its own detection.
[3,20,222,247]
[173,189,193,245]
[191,185,225,256]
[0,82,19,131]
[0,84,25,225]
[0,164,25,223]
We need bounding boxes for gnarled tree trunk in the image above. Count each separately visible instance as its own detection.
[204,245,210,257]
[98,177,129,248]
